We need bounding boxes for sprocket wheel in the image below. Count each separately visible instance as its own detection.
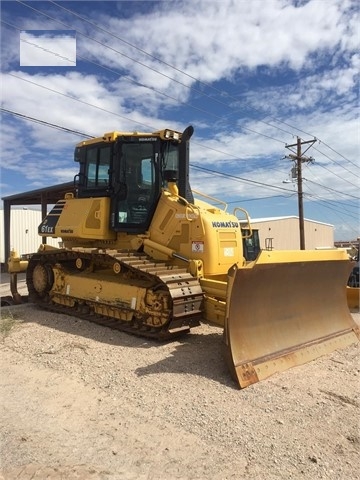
[31,263,54,297]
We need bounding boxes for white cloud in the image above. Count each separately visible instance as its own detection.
[83,0,356,84]
[20,31,76,67]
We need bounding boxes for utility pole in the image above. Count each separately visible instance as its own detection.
[285,137,316,250]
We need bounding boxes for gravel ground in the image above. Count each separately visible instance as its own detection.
[0,276,359,480]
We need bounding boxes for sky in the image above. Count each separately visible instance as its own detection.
[0,0,359,241]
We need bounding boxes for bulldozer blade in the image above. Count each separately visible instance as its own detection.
[224,250,360,389]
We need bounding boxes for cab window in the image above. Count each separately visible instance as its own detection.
[86,145,111,187]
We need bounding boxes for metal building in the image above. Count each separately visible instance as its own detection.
[1,182,74,268]
[247,216,334,250]
[0,208,60,264]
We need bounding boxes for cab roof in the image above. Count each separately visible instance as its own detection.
[75,128,182,147]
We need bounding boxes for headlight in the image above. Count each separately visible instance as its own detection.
[164,129,180,141]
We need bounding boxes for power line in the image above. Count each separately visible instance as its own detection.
[48,0,360,171]
[15,0,351,155]
[317,138,360,169]
[3,107,358,234]
[312,144,360,179]
[3,5,358,191]
[190,164,297,196]
[304,185,359,236]
[8,2,358,178]
[228,193,297,203]
[0,106,297,196]
[14,2,251,115]
[48,0,297,137]
[0,107,93,138]
[304,193,359,222]
[312,161,359,189]
[3,66,287,176]
[19,35,76,65]
[3,17,287,146]
[305,178,360,202]
[3,67,357,198]
[304,184,359,218]
[6,72,158,132]
[12,24,289,145]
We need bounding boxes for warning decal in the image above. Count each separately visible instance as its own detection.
[192,241,204,253]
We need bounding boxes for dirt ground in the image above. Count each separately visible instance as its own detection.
[0,275,359,480]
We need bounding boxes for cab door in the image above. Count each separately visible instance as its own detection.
[111,139,160,233]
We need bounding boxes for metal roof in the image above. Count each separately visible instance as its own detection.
[2,182,76,268]
[244,215,334,227]
[1,182,75,206]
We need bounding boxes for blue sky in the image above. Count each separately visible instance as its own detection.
[1,0,359,241]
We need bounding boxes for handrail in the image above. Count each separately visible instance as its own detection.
[192,189,228,211]
[233,206,253,239]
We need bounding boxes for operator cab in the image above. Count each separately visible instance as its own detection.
[242,229,261,261]
[74,127,193,233]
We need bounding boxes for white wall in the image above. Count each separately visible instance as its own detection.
[249,216,334,250]
[0,209,60,263]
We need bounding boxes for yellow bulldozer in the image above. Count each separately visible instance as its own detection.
[7,126,359,388]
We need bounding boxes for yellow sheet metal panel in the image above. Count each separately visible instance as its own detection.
[54,197,116,240]
[148,191,245,275]
[254,248,349,264]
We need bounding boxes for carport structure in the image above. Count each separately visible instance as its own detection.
[2,182,75,270]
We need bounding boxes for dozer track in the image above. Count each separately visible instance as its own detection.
[26,249,203,340]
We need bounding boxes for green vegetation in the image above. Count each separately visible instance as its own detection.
[0,309,21,339]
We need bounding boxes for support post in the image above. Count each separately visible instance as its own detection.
[285,137,316,250]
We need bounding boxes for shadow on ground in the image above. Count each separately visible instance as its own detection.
[1,302,238,389]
